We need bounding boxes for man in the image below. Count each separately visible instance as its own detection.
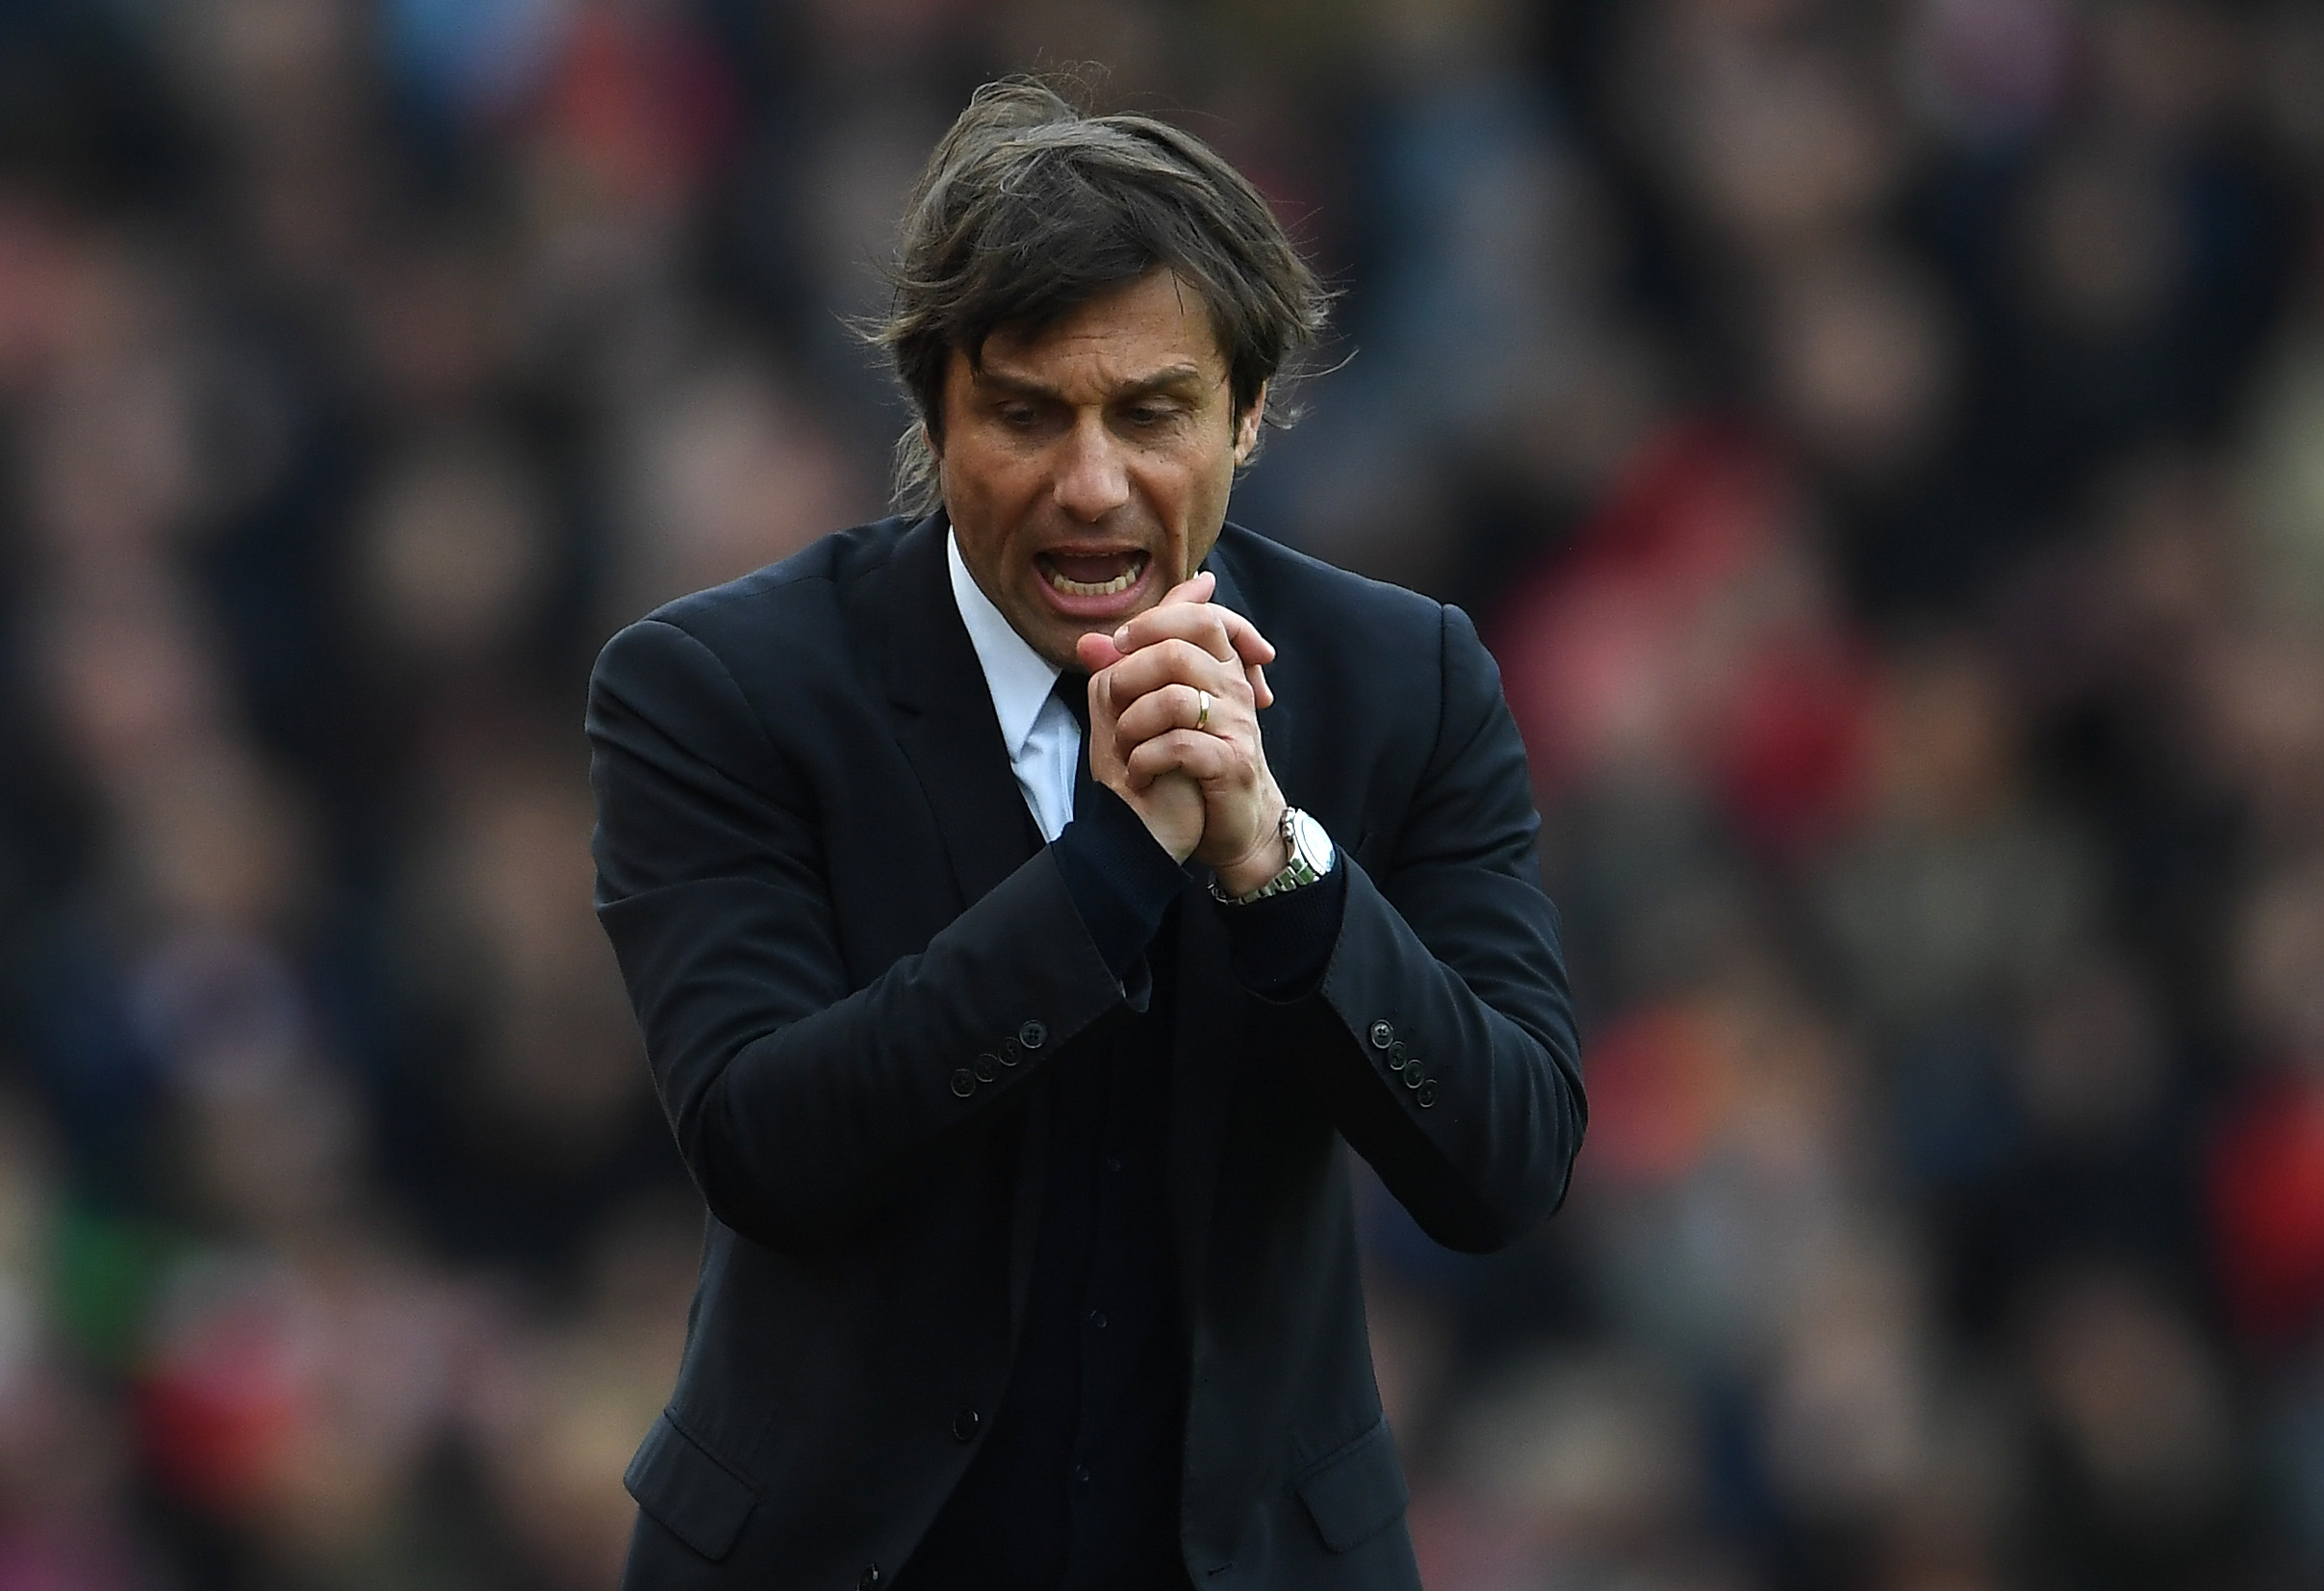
[587,79,1584,1590]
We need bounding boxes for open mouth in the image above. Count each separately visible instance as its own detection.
[1037,550,1149,598]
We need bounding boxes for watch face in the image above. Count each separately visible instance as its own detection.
[1215,809,1332,903]
[1288,808,1333,875]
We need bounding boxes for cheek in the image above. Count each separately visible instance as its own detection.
[1196,449,1239,513]
[942,444,1015,524]
[959,440,1041,502]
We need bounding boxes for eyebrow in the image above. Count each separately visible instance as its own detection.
[970,363,1215,403]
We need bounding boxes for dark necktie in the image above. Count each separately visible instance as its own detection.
[1052,671,1098,826]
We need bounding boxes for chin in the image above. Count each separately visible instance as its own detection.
[1017,613,1092,670]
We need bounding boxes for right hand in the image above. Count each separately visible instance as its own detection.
[1078,662,1207,860]
[1074,572,1273,862]
[1098,586,1285,886]
[1074,570,1274,706]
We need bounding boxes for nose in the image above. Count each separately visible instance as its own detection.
[1052,413,1130,523]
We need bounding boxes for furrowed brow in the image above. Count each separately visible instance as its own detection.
[1113,366,1213,402]
[970,363,1213,402]
[966,364,1047,398]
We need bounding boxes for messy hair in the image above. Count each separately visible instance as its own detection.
[872,76,1331,514]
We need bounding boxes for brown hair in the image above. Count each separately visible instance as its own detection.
[873,77,1331,513]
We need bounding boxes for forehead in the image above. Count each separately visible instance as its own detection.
[972,269,1228,387]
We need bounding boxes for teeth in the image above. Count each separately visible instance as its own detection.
[1043,557,1144,598]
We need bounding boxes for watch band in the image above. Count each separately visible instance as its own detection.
[1212,807,1335,904]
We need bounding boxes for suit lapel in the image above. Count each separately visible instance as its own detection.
[881,515,1044,910]
[874,515,1053,1340]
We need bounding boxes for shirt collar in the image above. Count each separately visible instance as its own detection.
[947,526,1064,759]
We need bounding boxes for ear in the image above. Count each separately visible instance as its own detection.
[1232,383,1266,465]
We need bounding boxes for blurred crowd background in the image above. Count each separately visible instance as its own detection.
[3,0,2324,1587]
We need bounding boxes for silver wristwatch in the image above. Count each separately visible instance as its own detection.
[1212,807,1335,904]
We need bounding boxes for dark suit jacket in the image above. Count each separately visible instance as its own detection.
[586,513,1584,1590]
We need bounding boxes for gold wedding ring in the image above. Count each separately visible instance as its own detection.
[1195,688,1212,731]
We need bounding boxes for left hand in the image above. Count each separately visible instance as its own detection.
[1078,577,1290,897]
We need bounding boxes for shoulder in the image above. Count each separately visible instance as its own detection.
[1211,525,1520,803]
[587,518,929,799]
[1210,522,1443,637]
[1210,522,1488,698]
[1208,526,1441,655]
[592,515,919,689]
[643,516,912,654]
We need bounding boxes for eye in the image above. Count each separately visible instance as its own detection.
[996,403,1039,428]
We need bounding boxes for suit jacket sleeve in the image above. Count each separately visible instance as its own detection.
[587,615,1127,1249]
[1284,603,1585,1252]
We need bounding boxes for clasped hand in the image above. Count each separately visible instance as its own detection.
[1073,572,1289,897]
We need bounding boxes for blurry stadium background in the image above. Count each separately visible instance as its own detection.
[3,0,2324,1586]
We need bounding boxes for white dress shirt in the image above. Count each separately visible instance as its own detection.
[948,529,1082,843]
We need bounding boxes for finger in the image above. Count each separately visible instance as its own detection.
[1209,603,1278,680]
[1105,638,1241,709]
[1124,728,1239,790]
[1105,640,1267,707]
[1114,681,1222,745]
[1112,601,1237,664]
[1085,671,1127,778]
[1077,630,1124,674]
[1151,569,1214,608]
[1112,597,1276,671]
[1081,597,1247,675]
[1109,572,1214,665]
[1112,600,1274,710]
[1114,680,1232,749]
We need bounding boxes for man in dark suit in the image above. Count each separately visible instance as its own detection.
[587,79,1585,1590]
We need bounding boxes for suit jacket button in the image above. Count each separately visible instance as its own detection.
[1405,1065,1425,1090]
[998,1037,1022,1065]
[1018,1019,1048,1050]
[1387,1040,1408,1071]
[858,1568,881,1590]
[1417,1082,1438,1109]
[973,1054,999,1083]
[949,1069,975,1098]
[1368,1019,1395,1050]
[953,1407,981,1442]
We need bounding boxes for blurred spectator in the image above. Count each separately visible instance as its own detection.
[600,346,863,628]
[1,1,2320,1584]
[2017,1264,2244,1587]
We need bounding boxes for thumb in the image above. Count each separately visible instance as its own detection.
[1076,630,1125,673]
